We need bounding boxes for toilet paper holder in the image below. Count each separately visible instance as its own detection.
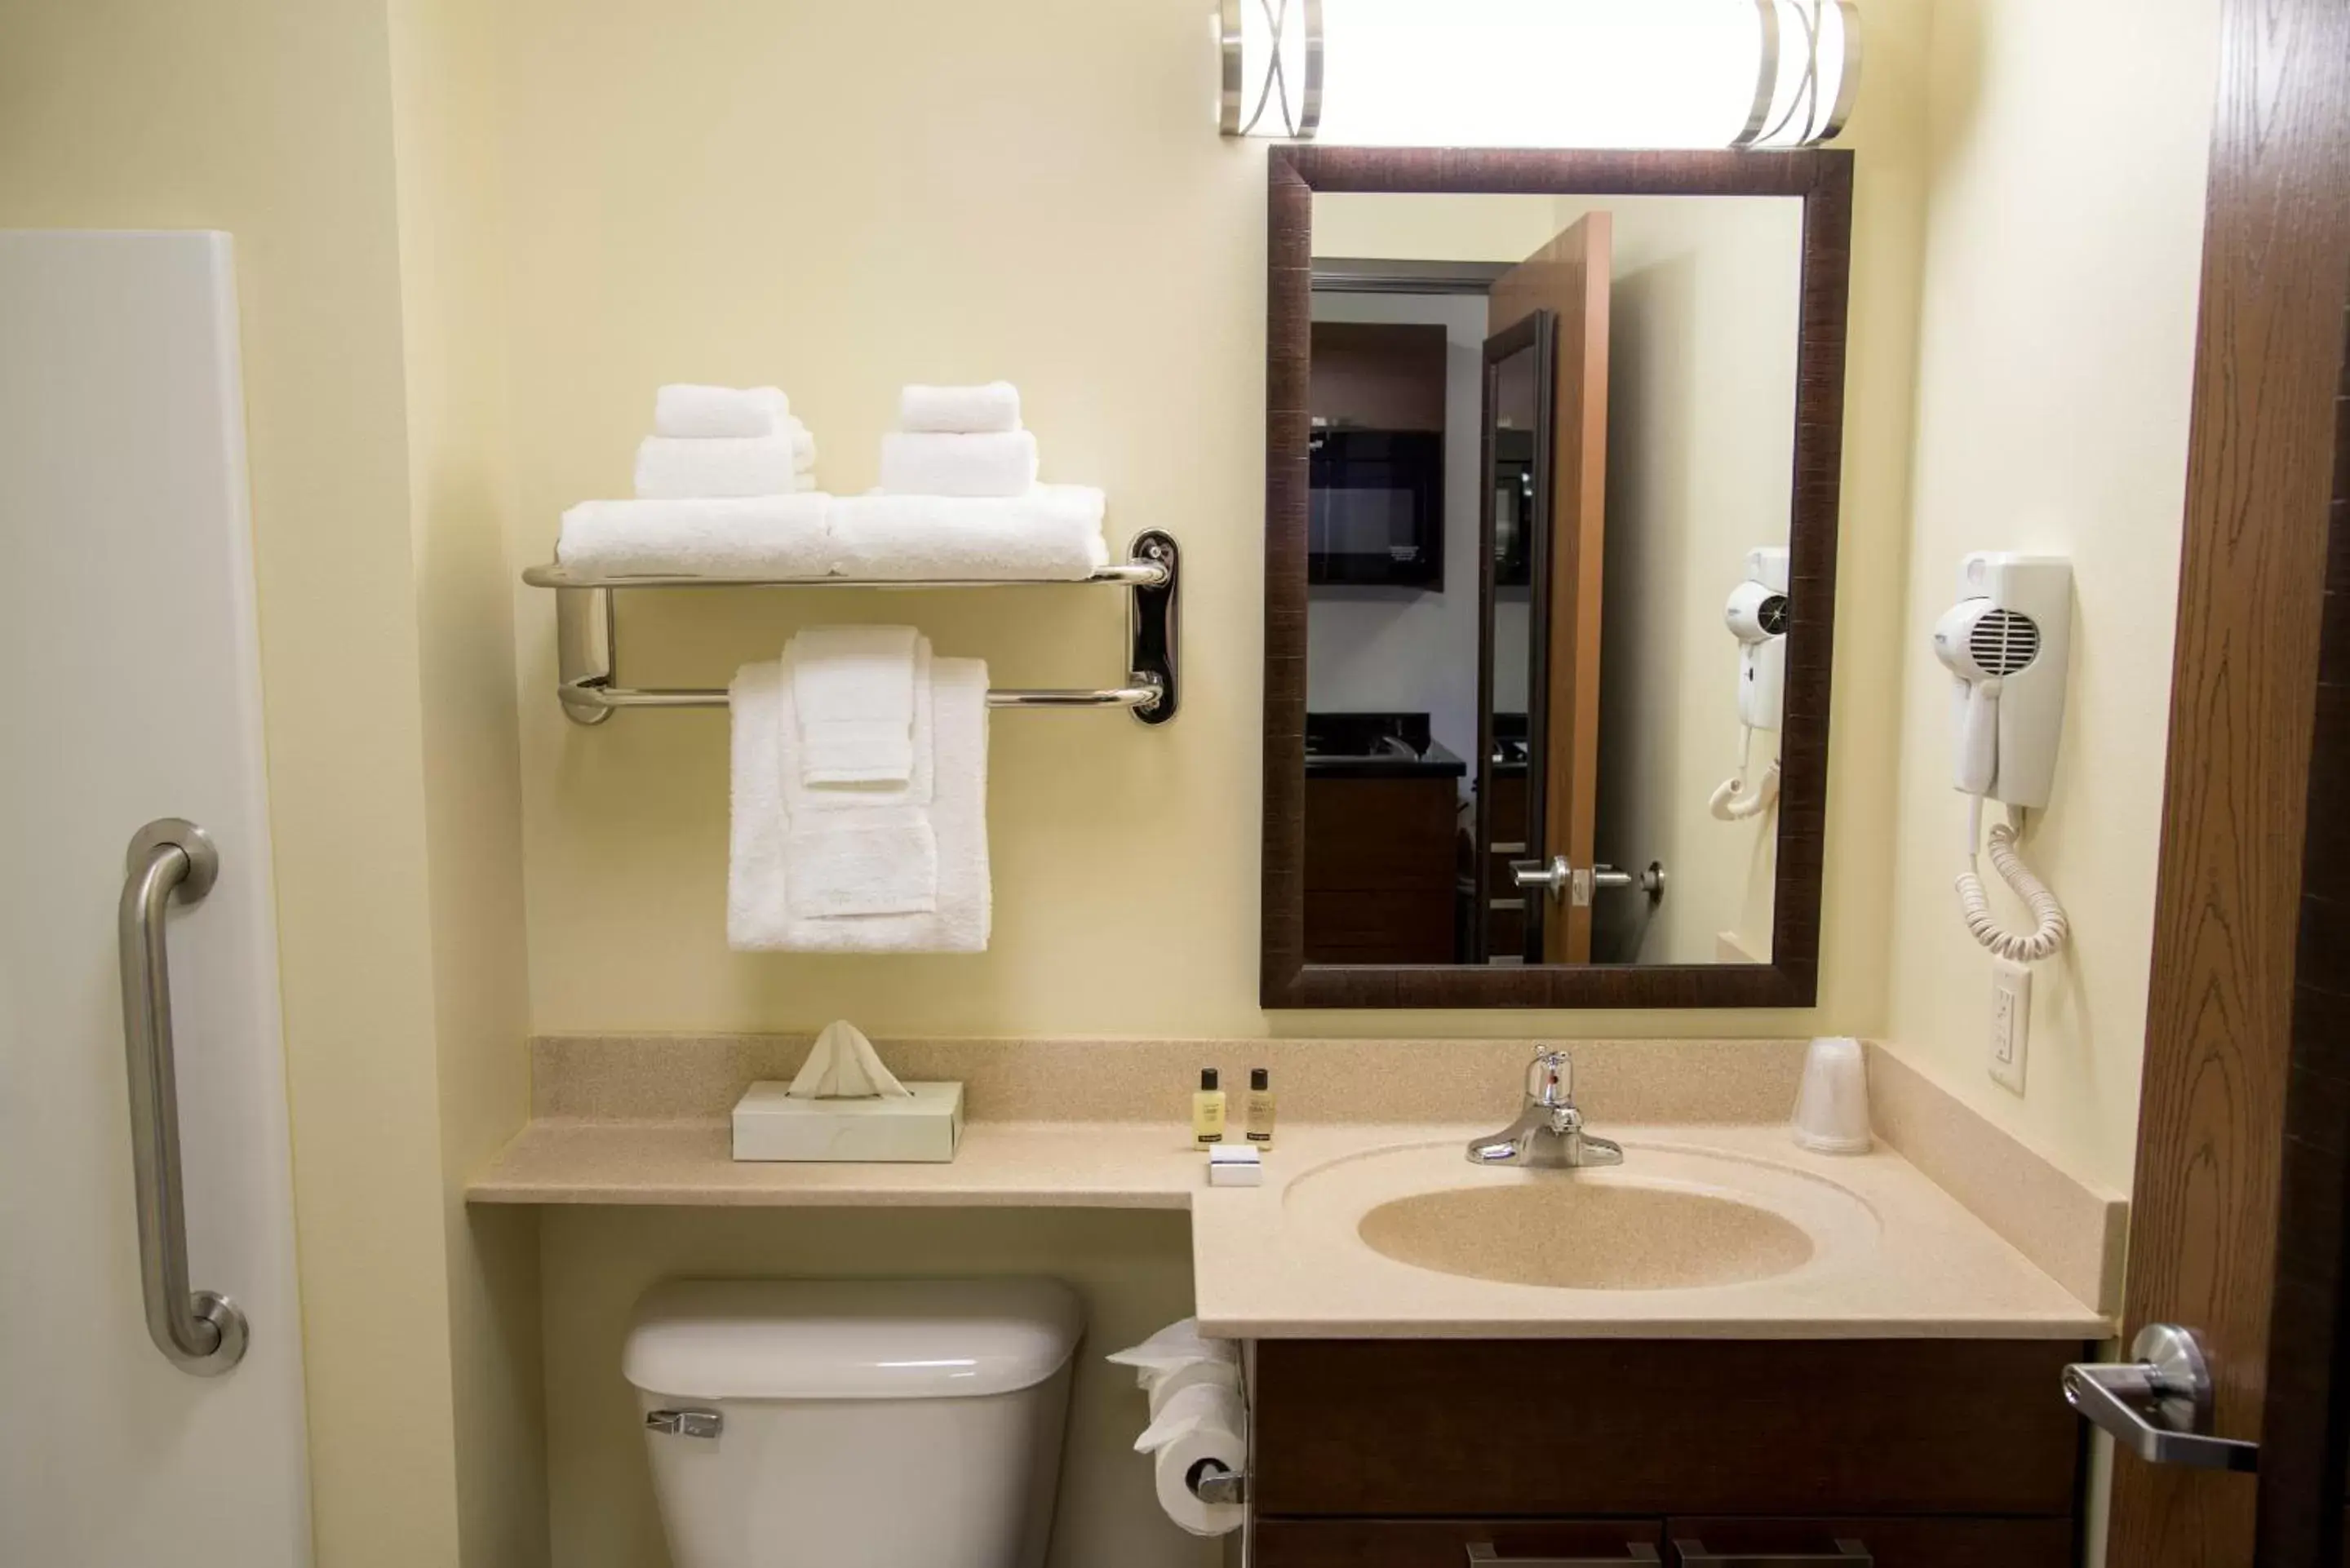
[1188,1459,1246,1506]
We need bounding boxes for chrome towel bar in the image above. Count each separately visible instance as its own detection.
[524,529,1179,727]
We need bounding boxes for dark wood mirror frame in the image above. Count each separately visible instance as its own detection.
[1261,146,1855,1009]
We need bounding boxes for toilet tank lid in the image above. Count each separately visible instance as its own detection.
[623,1278,1085,1401]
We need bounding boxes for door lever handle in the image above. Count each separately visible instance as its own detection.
[2063,1323,2257,1473]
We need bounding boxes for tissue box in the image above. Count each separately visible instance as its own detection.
[730,1080,965,1163]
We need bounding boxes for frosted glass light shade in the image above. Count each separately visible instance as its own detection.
[1218,0,1858,148]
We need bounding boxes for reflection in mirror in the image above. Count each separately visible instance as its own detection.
[1301,192,1802,969]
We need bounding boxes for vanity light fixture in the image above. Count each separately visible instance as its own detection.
[1217,0,1859,148]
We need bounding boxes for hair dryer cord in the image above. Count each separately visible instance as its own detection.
[1709,760,1780,820]
[1956,818,2068,962]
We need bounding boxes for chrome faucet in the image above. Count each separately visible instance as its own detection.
[1465,1049,1624,1168]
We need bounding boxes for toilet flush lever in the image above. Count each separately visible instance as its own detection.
[645,1408,724,1439]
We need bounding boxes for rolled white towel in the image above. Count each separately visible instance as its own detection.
[635,425,817,499]
[898,382,1021,434]
[828,485,1111,581]
[556,494,831,578]
[878,430,1037,498]
[654,383,789,438]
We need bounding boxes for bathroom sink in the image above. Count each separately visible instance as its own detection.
[1282,1139,1882,1295]
[1359,1180,1814,1290]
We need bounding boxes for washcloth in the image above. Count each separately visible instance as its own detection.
[635,425,817,498]
[729,657,991,953]
[878,429,1038,498]
[783,809,938,918]
[789,625,920,786]
[828,485,1111,580]
[556,494,832,578]
[898,382,1022,434]
[788,640,936,814]
[654,383,789,438]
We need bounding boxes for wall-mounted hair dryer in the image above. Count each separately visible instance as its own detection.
[1932,552,2072,962]
[1712,547,1789,821]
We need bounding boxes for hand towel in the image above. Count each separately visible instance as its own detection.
[898,382,1022,434]
[828,485,1111,580]
[654,383,788,438]
[556,493,831,578]
[729,657,991,953]
[878,429,1038,498]
[635,424,818,498]
[788,625,920,785]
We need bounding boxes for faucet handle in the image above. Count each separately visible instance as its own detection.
[1525,1049,1574,1107]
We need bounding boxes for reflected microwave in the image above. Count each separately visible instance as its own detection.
[1308,427,1444,589]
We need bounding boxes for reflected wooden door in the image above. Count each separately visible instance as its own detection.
[1491,214,1611,963]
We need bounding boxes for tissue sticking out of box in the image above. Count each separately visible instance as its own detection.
[733,1021,964,1163]
[788,1020,912,1100]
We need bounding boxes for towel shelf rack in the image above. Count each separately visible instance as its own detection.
[523,529,1179,728]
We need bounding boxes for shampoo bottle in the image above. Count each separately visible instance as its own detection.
[1245,1068,1277,1149]
[1192,1069,1227,1148]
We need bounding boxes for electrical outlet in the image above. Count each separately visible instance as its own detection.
[1989,959,2031,1094]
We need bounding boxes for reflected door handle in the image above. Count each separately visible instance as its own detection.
[1510,857,1666,906]
[118,818,248,1376]
[1511,854,1590,905]
[2063,1323,2256,1472]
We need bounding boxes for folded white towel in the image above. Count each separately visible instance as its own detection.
[899,382,1022,434]
[828,485,1111,580]
[636,426,817,498]
[654,383,789,438]
[729,657,990,953]
[556,494,831,578]
[878,430,1038,498]
[789,625,920,786]
[787,639,935,813]
[784,808,938,917]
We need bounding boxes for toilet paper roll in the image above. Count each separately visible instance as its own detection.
[1150,1419,1247,1537]
[1107,1318,1239,1389]
[1146,1356,1242,1415]
[1136,1382,1245,1453]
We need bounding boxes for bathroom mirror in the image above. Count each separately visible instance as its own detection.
[1262,148,1852,1008]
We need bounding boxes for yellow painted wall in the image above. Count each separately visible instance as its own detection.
[384,0,549,1563]
[0,2,542,1563]
[494,0,1935,1043]
[1880,0,2223,1195]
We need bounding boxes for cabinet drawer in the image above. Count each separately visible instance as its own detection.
[1665,1517,2073,1567]
[1256,1520,1666,1568]
[1253,1340,2086,1518]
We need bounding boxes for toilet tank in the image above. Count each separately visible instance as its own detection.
[623,1278,1084,1568]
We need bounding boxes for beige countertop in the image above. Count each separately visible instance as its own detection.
[469,1111,2112,1340]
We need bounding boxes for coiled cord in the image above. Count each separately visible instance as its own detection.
[1709,760,1780,820]
[1956,808,2068,963]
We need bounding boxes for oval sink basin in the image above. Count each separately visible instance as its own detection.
[1282,1140,1881,1295]
[1359,1181,1814,1291]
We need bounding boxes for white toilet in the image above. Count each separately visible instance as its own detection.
[623,1278,1084,1568]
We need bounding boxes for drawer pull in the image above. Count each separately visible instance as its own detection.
[1467,1546,1662,1567]
[1673,1542,1870,1567]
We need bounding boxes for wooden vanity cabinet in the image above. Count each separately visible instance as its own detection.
[1251,1340,2087,1568]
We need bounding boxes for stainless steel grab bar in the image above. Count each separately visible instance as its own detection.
[118,818,247,1375]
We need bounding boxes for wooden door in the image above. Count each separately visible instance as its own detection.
[2097,0,2350,1557]
[1491,215,1610,962]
